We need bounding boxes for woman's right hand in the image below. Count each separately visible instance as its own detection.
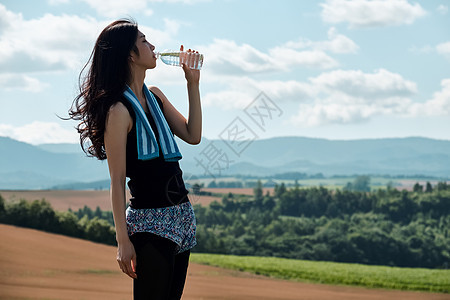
[117,238,137,279]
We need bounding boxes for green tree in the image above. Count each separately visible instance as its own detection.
[57,211,84,237]
[376,190,416,222]
[94,206,102,218]
[343,182,353,191]
[262,193,276,211]
[0,194,5,221]
[4,199,31,227]
[436,181,448,191]
[274,183,286,199]
[192,183,203,194]
[207,180,217,188]
[230,220,245,237]
[413,183,423,193]
[29,199,57,231]
[254,180,263,206]
[353,175,371,192]
[84,217,116,245]
[386,181,394,192]
[278,188,303,216]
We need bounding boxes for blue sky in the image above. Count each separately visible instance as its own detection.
[0,0,449,145]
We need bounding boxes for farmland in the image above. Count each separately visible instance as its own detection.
[0,189,221,211]
[1,224,448,300]
[191,253,450,293]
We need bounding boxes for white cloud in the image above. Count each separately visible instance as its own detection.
[410,41,450,60]
[292,101,375,126]
[0,4,180,86]
[287,69,418,126]
[202,39,280,74]
[80,0,209,18]
[408,45,434,54]
[140,18,182,48]
[410,79,450,116]
[291,72,450,127]
[80,0,153,18]
[322,27,360,53]
[0,7,104,73]
[310,68,417,98]
[285,27,359,54]
[0,74,49,92]
[436,41,450,61]
[291,94,413,126]
[202,38,340,76]
[47,0,70,4]
[249,79,315,102]
[202,76,315,110]
[0,3,17,33]
[320,0,427,28]
[201,28,358,77]
[203,90,255,110]
[437,5,448,14]
[0,122,79,145]
[203,68,417,123]
[270,48,339,70]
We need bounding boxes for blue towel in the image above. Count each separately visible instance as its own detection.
[123,84,182,162]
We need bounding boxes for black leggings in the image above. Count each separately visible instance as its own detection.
[130,232,190,300]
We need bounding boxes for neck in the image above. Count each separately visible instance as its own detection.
[128,68,146,101]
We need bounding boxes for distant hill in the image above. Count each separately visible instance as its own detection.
[50,179,111,190]
[1,136,449,189]
[0,137,109,189]
[184,136,450,177]
[37,143,82,154]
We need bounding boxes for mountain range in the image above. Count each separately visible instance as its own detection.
[1,136,449,189]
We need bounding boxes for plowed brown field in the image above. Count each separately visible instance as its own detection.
[0,224,448,300]
[0,190,221,211]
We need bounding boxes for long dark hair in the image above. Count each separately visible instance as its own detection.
[69,19,139,160]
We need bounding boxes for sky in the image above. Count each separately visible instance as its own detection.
[0,0,449,145]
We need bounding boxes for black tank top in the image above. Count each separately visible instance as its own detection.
[119,91,189,209]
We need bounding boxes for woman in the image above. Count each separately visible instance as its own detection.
[69,19,201,299]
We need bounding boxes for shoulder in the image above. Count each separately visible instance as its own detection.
[111,98,135,119]
[149,86,168,104]
[107,101,133,130]
[109,101,130,116]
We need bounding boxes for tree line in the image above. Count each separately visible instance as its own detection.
[0,197,116,245]
[194,180,449,268]
[0,179,449,268]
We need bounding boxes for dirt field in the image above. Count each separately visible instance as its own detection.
[0,224,448,300]
[0,190,221,211]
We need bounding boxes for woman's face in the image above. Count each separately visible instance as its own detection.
[131,30,157,69]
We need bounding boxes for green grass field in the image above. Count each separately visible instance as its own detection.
[190,253,450,293]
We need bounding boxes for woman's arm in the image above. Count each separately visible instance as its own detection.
[150,53,202,145]
[104,102,137,279]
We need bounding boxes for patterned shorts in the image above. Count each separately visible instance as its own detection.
[126,201,197,254]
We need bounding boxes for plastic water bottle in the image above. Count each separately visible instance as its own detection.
[156,50,204,70]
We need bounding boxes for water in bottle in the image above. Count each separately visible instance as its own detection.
[156,50,204,70]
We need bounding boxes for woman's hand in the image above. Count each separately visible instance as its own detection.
[117,238,137,279]
[179,45,200,84]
